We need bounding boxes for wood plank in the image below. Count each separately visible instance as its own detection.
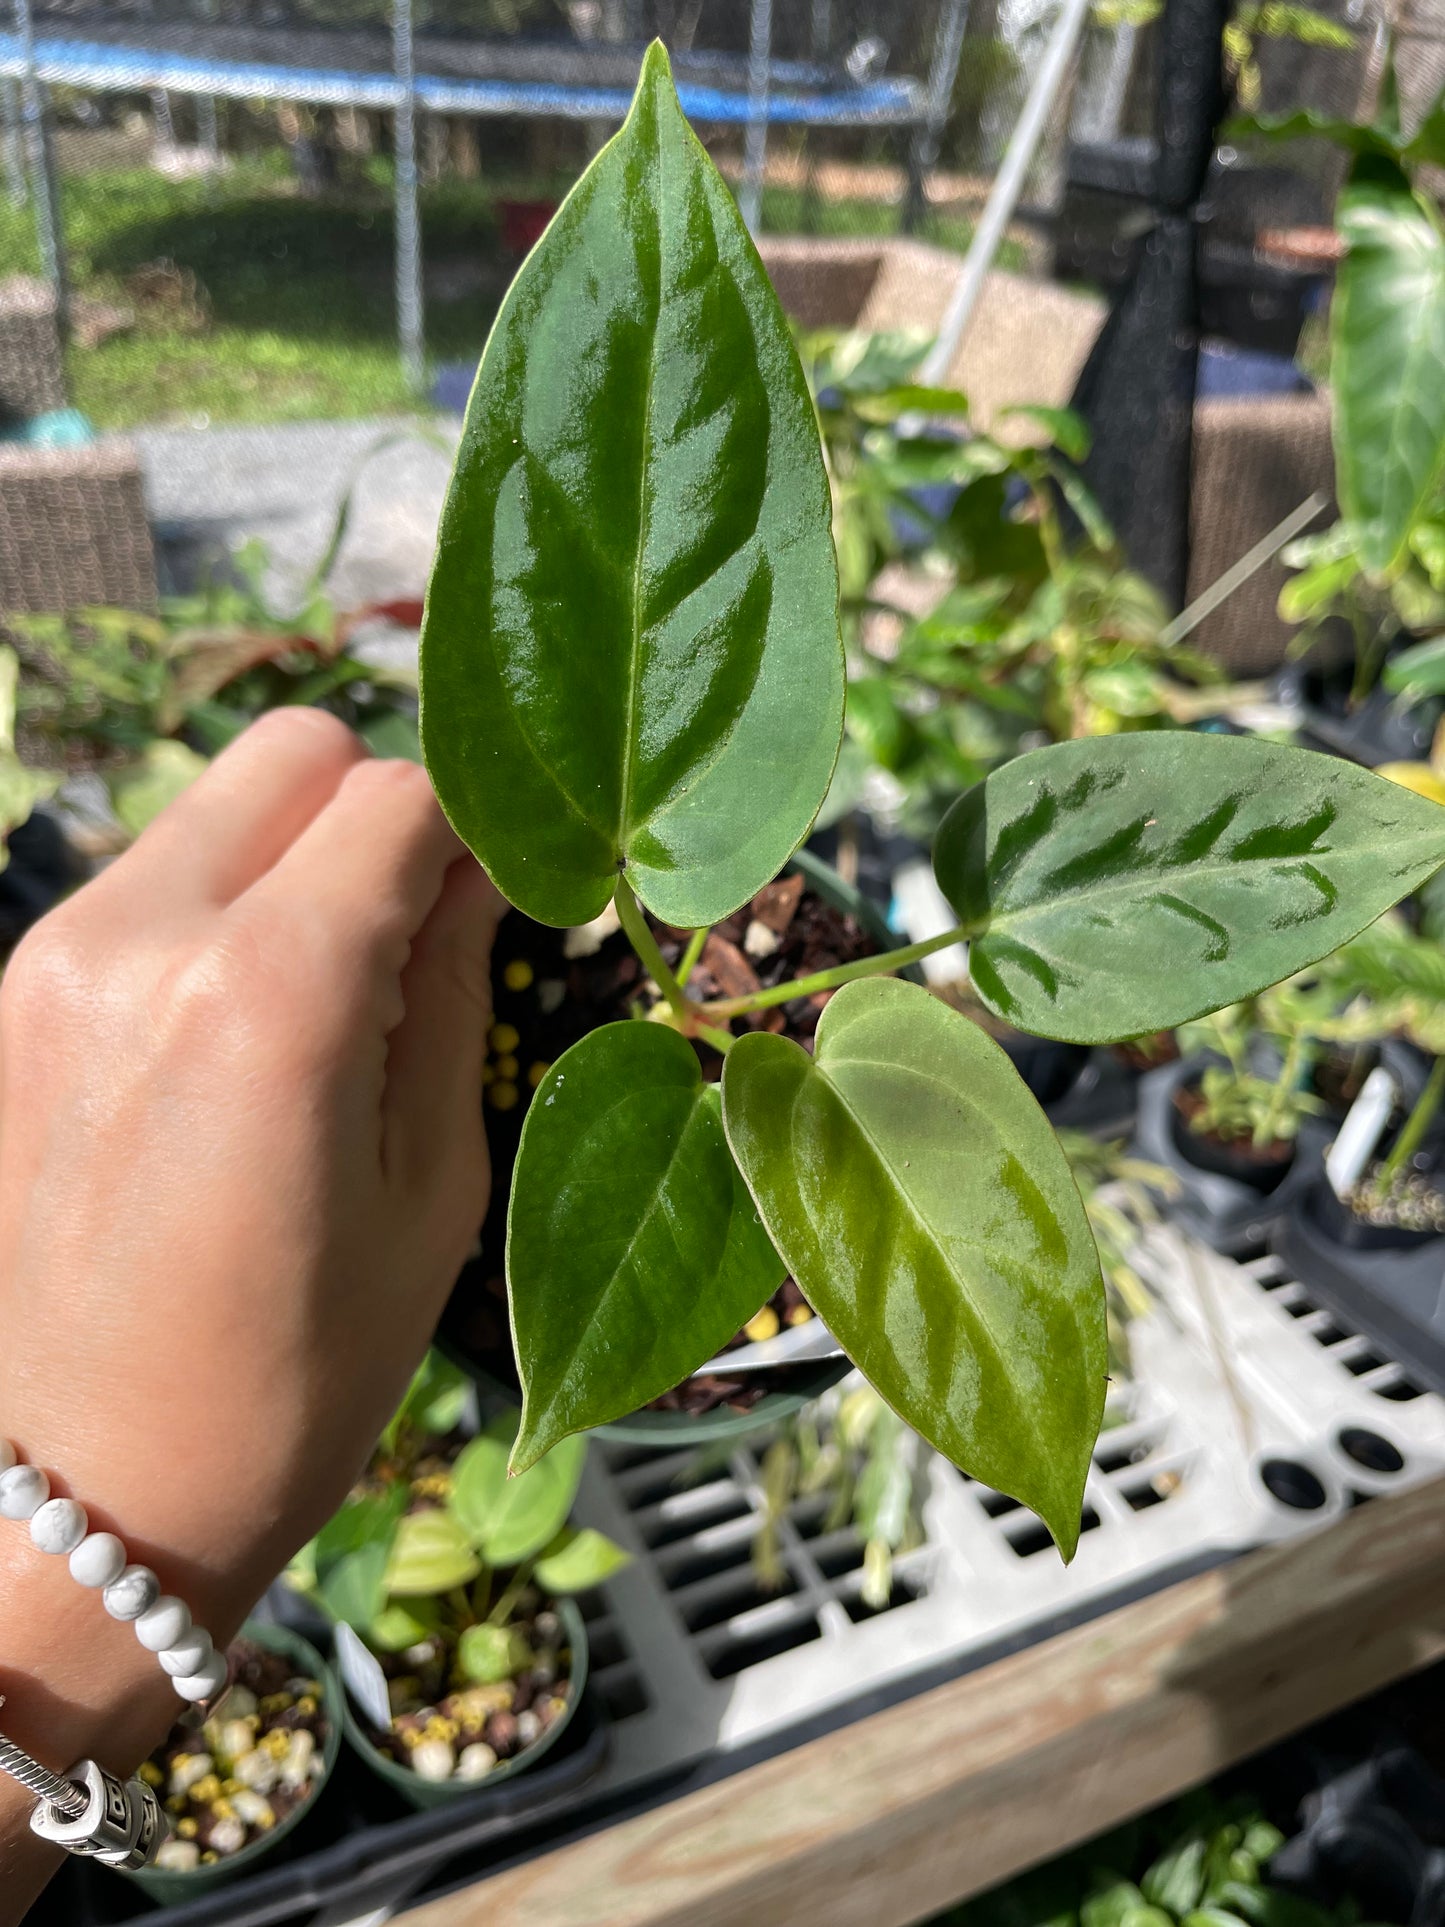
[409,1476,1445,1927]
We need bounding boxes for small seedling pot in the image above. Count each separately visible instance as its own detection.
[341,1599,588,1812]
[1278,661,1443,769]
[1307,1177,1444,1254]
[127,1621,341,1900]
[1168,1078,1296,1195]
[1134,1055,1325,1257]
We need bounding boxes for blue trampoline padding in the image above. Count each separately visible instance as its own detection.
[0,31,923,125]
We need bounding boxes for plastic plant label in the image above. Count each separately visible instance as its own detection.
[334,1621,392,1733]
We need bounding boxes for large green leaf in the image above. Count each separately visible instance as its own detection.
[932,734,1445,1044]
[1332,160,1445,574]
[533,1526,631,1593]
[312,1484,409,1629]
[450,1420,586,1566]
[722,977,1105,1555]
[419,41,842,928]
[508,1021,782,1468]
[384,1508,481,1598]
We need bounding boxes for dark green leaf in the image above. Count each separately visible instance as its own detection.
[313,1484,409,1629]
[451,1421,586,1565]
[1332,161,1445,574]
[932,734,1445,1043]
[380,1348,470,1456]
[723,977,1106,1556]
[420,41,842,928]
[533,1526,631,1592]
[1222,108,1397,156]
[509,1021,782,1467]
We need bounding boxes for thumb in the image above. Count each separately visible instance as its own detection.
[384,855,509,1192]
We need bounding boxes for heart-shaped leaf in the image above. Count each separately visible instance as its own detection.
[533,1526,630,1594]
[508,1020,783,1468]
[419,41,842,929]
[312,1484,409,1630]
[450,1421,586,1566]
[385,1509,482,1597]
[1332,161,1445,575]
[722,976,1106,1555]
[933,734,1445,1044]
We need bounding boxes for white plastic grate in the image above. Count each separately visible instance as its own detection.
[565,1227,1438,1797]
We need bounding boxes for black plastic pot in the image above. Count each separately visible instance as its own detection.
[1277,662,1443,770]
[1134,1056,1326,1257]
[1275,1182,1445,1395]
[1270,1747,1445,1924]
[1166,1081,1295,1195]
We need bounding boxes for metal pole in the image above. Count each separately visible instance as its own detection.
[918,0,1091,385]
[740,0,772,233]
[2,77,24,207]
[391,0,425,396]
[904,0,972,233]
[12,0,67,333]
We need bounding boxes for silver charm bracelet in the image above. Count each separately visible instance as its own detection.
[0,1438,231,1869]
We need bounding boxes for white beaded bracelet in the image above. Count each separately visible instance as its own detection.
[0,1438,228,1708]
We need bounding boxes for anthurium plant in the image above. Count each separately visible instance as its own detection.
[419,43,1445,1556]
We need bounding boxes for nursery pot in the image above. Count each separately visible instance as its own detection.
[127,1621,341,1900]
[341,1599,588,1812]
[1279,661,1443,769]
[498,199,558,253]
[1303,1176,1444,1254]
[1168,1077,1295,1195]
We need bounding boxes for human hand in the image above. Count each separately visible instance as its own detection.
[0,710,504,1910]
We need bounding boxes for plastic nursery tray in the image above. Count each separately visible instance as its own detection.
[1134,1055,1328,1258]
[25,1685,609,1927]
[1274,1198,1445,1399]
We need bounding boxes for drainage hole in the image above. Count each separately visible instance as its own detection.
[1337,1427,1405,1474]
[1259,1457,1328,1510]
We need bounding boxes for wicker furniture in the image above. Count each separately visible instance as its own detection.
[0,442,158,616]
[0,277,66,424]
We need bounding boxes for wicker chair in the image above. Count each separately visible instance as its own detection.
[0,442,158,616]
[0,277,158,616]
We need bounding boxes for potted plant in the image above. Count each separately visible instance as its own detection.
[294,1389,625,1808]
[416,43,1445,1561]
[1277,920,1445,1389]
[1056,1130,1179,1382]
[1132,974,1335,1255]
[1239,66,1445,768]
[131,1621,340,1896]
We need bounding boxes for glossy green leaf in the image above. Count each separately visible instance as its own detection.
[450,1421,586,1566]
[1332,161,1445,574]
[1384,634,1445,698]
[385,1509,481,1597]
[533,1526,631,1593]
[508,1021,783,1468]
[933,734,1445,1043]
[722,977,1106,1556]
[1001,403,1092,462]
[368,1599,442,1653]
[419,41,842,929]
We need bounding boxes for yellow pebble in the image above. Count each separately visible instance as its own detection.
[201,1851,219,1866]
[527,1060,550,1088]
[481,1062,495,1086]
[190,1775,222,1806]
[785,1304,814,1327]
[166,1797,186,1816]
[212,1798,236,1823]
[495,1053,519,1080]
[263,1731,292,1760]
[176,1818,199,1840]
[489,1081,519,1112]
[296,1696,318,1717]
[503,959,534,992]
[744,1306,780,1342]
[490,1022,520,1054]
[138,1761,163,1789]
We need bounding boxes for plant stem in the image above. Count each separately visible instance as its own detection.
[699,924,972,1019]
[1374,1053,1445,1200]
[614,875,691,1023]
[1255,1032,1305,1149]
[486,1562,534,1629]
[695,1022,737,1056]
[675,925,709,989]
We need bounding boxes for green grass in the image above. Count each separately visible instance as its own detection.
[0,156,976,428]
[756,182,1027,269]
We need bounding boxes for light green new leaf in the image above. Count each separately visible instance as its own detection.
[385,1509,481,1598]
[508,1021,783,1468]
[1384,634,1445,699]
[107,739,208,837]
[722,977,1106,1556]
[533,1527,631,1593]
[419,41,842,928]
[450,1421,587,1566]
[1332,161,1445,574]
[459,1623,533,1685]
[933,734,1445,1044]
[368,1599,442,1653]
